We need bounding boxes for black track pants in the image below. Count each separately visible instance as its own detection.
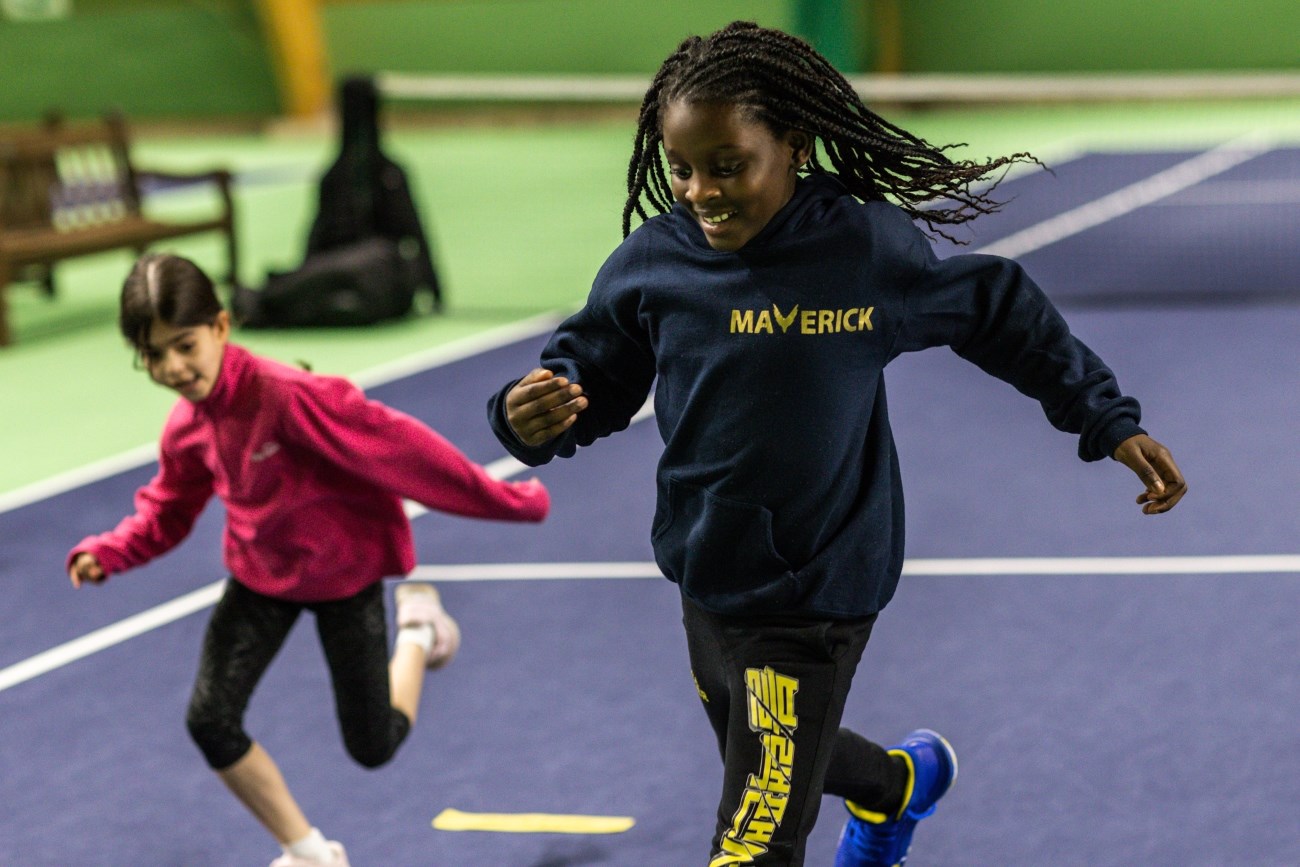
[682,596,905,867]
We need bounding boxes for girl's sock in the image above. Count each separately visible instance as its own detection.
[396,623,435,652]
[285,827,336,864]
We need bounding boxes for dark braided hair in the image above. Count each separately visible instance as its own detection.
[623,21,1040,241]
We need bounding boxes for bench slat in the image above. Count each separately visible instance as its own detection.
[1,216,231,266]
[0,113,238,346]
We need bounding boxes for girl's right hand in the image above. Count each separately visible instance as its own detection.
[505,368,588,447]
[69,552,106,588]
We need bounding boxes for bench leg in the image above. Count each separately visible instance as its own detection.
[0,262,12,347]
[225,222,240,290]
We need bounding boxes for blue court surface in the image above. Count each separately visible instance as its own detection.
[2,145,1298,865]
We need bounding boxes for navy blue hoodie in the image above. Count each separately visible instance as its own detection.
[489,174,1144,618]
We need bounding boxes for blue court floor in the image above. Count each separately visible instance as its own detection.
[1,145,1297,865]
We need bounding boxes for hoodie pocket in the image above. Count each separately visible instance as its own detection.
[652,476,795,611]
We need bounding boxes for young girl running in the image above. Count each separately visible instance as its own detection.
[488,21,1186,867]
[67,253,549,867]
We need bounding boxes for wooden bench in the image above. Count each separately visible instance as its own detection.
[0,112,238,346]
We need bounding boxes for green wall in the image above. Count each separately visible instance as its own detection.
[0,0,1295,123]
[324,0,792,77]
[0,0,279,122]
[0,0,796,124]
[896,0,1300,73]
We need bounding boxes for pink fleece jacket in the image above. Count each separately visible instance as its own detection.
[68,343,549,602]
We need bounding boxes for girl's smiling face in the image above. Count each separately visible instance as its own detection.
[142,311,230,402]
[661,99,811,252]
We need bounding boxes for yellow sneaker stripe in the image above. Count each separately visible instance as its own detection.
[888,749,916,821]
[844,799,889,823]
[845,748,916,823]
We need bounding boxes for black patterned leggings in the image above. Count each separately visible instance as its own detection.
[186,578,410,771]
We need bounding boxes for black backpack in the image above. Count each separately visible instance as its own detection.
[235,75,442,328]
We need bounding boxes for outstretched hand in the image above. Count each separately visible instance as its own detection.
[1113,434,1186,515]
[505,368,588,447]
[69,552,106,588]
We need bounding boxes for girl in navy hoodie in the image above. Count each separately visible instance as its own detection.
[489,21,1186,867]
[69,253,549,867]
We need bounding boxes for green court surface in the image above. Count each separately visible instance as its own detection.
[2,99,1298,497]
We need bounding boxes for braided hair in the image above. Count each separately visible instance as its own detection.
[623,20,1039,241]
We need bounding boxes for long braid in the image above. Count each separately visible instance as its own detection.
[623,21,1041,241]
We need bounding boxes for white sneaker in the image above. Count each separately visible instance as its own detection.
[395,581,462,669]
[269,840,350,866]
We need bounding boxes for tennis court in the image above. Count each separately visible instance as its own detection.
[1,96,1298,865]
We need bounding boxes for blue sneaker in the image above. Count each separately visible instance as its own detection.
[832,729,957,867]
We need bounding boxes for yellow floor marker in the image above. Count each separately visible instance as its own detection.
[432,808,635,835]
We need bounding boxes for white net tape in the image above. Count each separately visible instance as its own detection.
[376,71,1300,106]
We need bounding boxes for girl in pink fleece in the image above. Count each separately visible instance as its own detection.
[66,253,549,867]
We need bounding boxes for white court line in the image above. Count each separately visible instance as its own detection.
[407,556,1300,583]
[1154,179,1300,206]
[0,444,542,695]
[0,313,563,517]
[348,312,563,390]
[7,553,1296,694]
[408,562,662,581]
[975,133,1272,258]
[404,455,531,519]
[0,581,227,693]
[402,400,657,520]
[904,555,1300,575]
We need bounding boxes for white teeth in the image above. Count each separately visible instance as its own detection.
[703,212,732,224]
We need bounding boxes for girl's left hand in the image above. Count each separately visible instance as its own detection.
[1112,434,1187,514]
[69,552,107,588]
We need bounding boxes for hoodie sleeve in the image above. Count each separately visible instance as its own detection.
[284,375,549,522]
[884,205,1144,462]
[65,430,215,577]
[488,248,657,467]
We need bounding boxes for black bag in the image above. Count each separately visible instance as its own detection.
[234,236,417,328]
[235,75,442,328]
[306,76,442,309]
